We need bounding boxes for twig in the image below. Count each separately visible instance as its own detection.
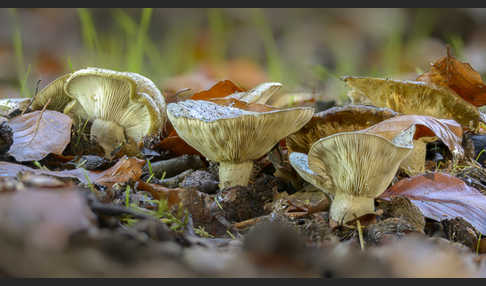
[27,97,51,145]
[21,79,41,116]
[357,219,365,251]
[90,201,155,220]
[233,216,265,229]
[477,233,482,256]
[146,155,205,178]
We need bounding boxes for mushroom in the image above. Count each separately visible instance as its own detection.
[63,67,166,158]
[287,104,398,154]
[0,98,31,117]
[289,126,414,224]
[167,98,314,189]
[225,82,282,104]
[343,76,481,130]
[31,73,72,111]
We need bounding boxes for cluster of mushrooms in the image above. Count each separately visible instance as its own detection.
[33,67,479,226]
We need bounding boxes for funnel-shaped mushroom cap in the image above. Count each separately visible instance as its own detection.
[343,76,480,130]
[307,127,414,223]
[63,67,166,156]
[287,105,398,154]
[31,73,72,111]
[167,99,314,163]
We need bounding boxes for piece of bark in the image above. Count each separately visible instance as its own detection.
[364,217,418,245]
[180,170,219,194]
[376,196,426,233]
[159,169,194,188]
[0,121,13,154]
[442,217,479,251]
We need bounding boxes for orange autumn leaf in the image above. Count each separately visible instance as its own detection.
[135,181,185,208]
[417,48,486,107]
[191,80,244,100]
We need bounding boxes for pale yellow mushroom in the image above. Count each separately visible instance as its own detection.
[167,99,314,189]
[289,126,414,224]
[63,67,166,158]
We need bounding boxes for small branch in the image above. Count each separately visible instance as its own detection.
[233,216,265,229]
[357,219,365,251]
[27,97,51,146]
[146,155,205,178]
[21,79,41,116]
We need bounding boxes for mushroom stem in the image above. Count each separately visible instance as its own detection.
[330,193,375,225]
[91,119,126,158]
[218,160,254,189]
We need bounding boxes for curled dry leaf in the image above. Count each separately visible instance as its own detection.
[0,188,97,250]
[343,76,480,130]
[363,114,463,175]
[0,156,144,188]
[380,172,486,234]
[417,48,486,107]
[363,114,464,157]
[7,110,72,162]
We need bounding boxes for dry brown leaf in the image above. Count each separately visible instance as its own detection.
[0,188,97,250]
[343,76,480,130]
[7,110,72,162]
[191,80,244,101]
[135,181,185,208]
[88,156,145,187]
[417,48,486,107]
[380,172,486,234]
[0,156,144,188]
[157,126,200,156]
[363,114,464,158]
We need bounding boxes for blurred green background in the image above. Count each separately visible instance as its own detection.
[1,8,486,103]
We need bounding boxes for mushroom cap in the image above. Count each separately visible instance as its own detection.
[226,82,282,104]
[287,104,398,154]
[307,129,414,199]
[342,76,480,129]
[0,98,30,117]
[63,67,166,142]
[31,73,72,111]
[167,99,314,163]
[288,151,333,192]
